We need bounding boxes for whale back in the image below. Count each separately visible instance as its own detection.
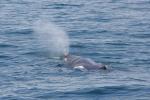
[64,54,107,70]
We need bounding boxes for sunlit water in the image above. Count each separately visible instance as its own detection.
[0,0,150,100]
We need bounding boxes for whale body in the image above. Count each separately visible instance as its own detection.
[62,54,107,71]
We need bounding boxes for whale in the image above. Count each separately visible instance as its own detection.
[59,54,107,71]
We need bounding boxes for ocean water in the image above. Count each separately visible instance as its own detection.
[0,0,150,100]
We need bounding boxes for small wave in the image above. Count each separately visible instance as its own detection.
[21,51,50,57]
[130,33,150,39]
[70,44,85,48]
[105,42,130,46]
[0,43,18,48]
[0,55,11,59]
[34,85,149,99]
[52,3,83,7]
[42,3,83,10]
[4,29,33,35]
[62,85,148,95]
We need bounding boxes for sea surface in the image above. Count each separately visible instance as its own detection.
[0,0,150,100]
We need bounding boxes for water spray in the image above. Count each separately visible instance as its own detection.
[33,20,69,57]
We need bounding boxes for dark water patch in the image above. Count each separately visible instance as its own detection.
[138,51,150,54]
[35,85,149,99]
[11,76,31,82]
[129,21,150,27]
[128,77,148,82]
[69,29,109,38]
[121,6,150,12]
[0,55,11,59]
[0,53,15,61]
[35,92,61,99]
[82,52,102,56]
[105,42,130,46]
[65,85,149,95]
[43,3,84,9]
[77,16,112,22]
[123,1,150,5]
[14,88,49,95]
[21,50,52,58]
[0,62,9,67]
[132,59,150,65]
[52,3,83,7]
[2,0,32,5]
[69,27,110,39]
[130,33,150,39]
[109,0,122,3]
[72,30,91,36]
[0,96,34,100]
[4,29,33,35]
[0,43,18,48]
[70,44,86,48]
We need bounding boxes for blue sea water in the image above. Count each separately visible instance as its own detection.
[0,0,150,100]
